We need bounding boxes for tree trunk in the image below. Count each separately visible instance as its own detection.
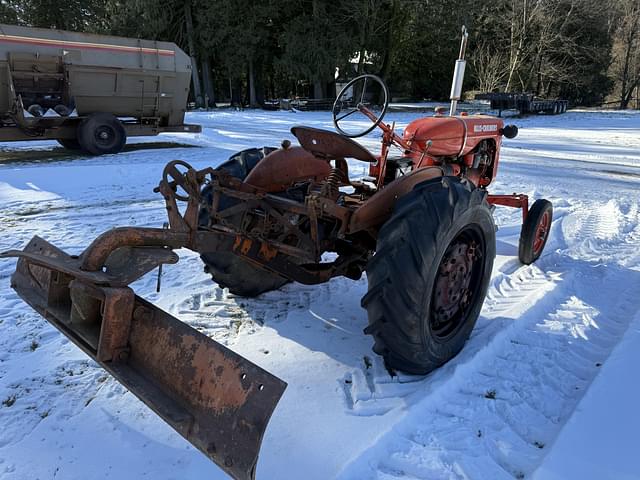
[184,0,203,108]
[506,0,528,91]
[202,57,216,108]
[313,78,324,99]
[248,59,257,107]
[379,0,400,81]
[619,13,639,109]
[231,77,242,107]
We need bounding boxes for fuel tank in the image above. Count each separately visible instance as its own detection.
[403,115,504,157]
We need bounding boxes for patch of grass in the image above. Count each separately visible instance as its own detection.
[484,389,497,400]
[2,395,16,407]
[30,340,39,351]
[40,410,49,419]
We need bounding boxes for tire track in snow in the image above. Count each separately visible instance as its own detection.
[342,264,556,417]
[338,201,640,480]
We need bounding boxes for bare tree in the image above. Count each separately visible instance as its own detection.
[472,43,507,92]
[612,0,640,108]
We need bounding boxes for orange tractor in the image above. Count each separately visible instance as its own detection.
[1,28,552,480]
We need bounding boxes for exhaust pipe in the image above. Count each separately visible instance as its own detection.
[449,26,469,116]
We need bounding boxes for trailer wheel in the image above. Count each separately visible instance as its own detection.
[56,138,82,150]
[362,177,496,374]
[198,147,289,297]
[77,112,126,155]
[518,199,553,265]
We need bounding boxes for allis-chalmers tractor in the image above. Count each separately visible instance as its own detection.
[2,29,552,480]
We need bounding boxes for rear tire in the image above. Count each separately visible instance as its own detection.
[77,112,126,155]
[198,147,288,297]
[518,199,553,265]
[362,177,496,374]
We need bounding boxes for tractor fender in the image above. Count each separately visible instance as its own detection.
[348,166,446,233]
[244,145,332,192]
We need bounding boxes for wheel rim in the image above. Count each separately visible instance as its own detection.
[431,227,485,340]
[94,125,116,147]
[532,210,550,255]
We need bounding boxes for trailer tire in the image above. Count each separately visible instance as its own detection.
[56,138,82,150]
[362,177,496,374]
[77,113,126,155]
[198,147,289,297]
[518,199,553,265]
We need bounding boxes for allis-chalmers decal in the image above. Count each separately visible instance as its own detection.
[474,124,498,133]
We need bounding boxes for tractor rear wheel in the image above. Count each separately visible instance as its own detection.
[362,177,496,375]
[198,147,289,297]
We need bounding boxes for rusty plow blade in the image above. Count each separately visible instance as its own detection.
[1,236,286,480]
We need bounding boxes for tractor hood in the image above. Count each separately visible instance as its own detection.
[403,116,505,157]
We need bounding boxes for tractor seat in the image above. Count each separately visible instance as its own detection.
[291,126,377,163]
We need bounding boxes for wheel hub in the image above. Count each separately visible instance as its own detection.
[95,126,115,145]
[533,211,550,254]
[431,233,483,338]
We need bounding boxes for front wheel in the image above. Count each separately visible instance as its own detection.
[518,199,553,264]
[362,177,496,374]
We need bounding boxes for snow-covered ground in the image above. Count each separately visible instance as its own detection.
[0,109,639,480]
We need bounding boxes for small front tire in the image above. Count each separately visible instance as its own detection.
[518,199,553,265]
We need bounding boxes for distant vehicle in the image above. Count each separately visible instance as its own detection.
[475,92,569,116]
[0,24,200,155]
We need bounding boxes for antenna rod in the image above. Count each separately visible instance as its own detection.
[449,26,469,116]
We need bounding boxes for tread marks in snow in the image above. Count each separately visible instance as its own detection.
[340,207,640,480]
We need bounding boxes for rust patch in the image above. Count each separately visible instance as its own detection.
[244,146,331,192]
[258,242,278,261]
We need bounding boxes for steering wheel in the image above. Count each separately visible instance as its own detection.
[162,160,195,201]
[332,74,389,138]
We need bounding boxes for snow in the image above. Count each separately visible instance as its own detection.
[532,309,640,480]
[0,108,639,479]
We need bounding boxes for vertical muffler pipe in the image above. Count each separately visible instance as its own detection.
[449,26,469,116]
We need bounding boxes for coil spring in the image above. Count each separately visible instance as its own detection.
[321,168,341,199]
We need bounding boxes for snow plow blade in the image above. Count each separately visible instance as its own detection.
[1,236,286,480]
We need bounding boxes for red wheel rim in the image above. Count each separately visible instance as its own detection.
[532,210,550,255]
[431,227,485,339]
